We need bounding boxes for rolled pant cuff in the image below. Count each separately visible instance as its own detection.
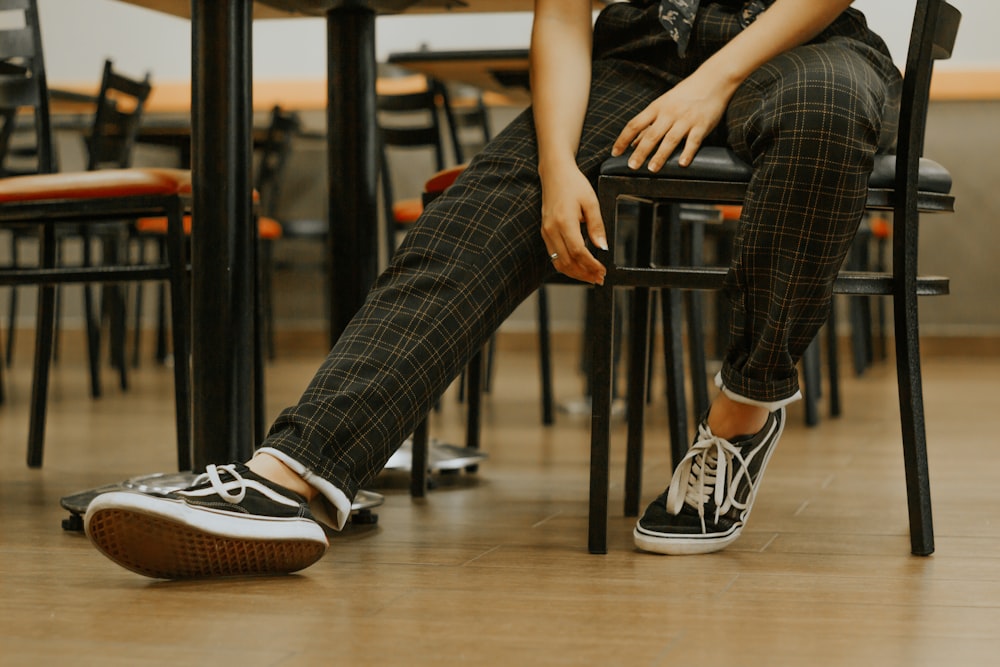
[256,446,353,531]
[714,372,801,412]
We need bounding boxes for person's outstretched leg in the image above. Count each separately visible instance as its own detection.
[84,14,681,578]
[635,26,901,555]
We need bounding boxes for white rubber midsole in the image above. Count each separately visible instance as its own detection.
[85,491,329,545]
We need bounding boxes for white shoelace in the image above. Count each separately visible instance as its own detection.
[665,422,757,532]
[201,463,247,504]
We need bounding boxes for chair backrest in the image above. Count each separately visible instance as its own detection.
[376,75,467,220]
[85,59,152,171]
[0,0,54,176]
[253,104,300,218]
[894,0,960,194]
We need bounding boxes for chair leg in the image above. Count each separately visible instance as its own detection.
[802,336,822,427]
[165,208,192,472]
[105,235,129,392]
[27,284,56,468]
[80,233,102,399]
[253,238,267,447]
[588,278,615,555]
[261,239,277,361]
[465,347,483,455]
[684,221,710,419]
[825,304,842,418]
[661,288,688,468]
[410,417,429,497]
[27,227,58,468]
[894,289,934,556]
[155,237,169,364]
[130,236,146,369]
[624,202,656,516]
[659,206,690,467]
[536,284,555,426]
[5,236,18,367]
[624,285,651,517]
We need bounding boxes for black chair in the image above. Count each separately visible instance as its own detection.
[0,0,192,469]
[4,57,152,397]
[377,74,463,265]
[586,0,960,556]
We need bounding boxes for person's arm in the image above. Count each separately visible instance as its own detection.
[612,0,856,171]
[532,0,607,285]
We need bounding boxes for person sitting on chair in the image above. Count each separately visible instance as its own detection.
[84,0,902,578]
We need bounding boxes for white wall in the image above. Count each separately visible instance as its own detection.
[37,0,1000,86]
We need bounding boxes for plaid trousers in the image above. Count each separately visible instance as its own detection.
[261,1,902,509]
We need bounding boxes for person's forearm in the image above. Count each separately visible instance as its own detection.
[530,0,594,183]
[696,0,855,96]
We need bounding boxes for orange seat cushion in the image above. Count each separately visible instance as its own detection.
[717,205,743,221]
[0,168,190,203]
[257,216,283,240]
[870,216,891,239]
[135,213,281,239]
[423,164,468,196]
[392,198,423,225]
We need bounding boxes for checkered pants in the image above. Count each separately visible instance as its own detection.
[261,1,902,503]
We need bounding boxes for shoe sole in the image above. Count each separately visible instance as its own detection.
[633,407,786,556]
[85,491,328,579]
[633,524,742,555]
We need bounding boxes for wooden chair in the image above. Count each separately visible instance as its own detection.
[0,0,192,469]
[586,0,960,556]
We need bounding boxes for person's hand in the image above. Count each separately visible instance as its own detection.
[611,71,731,172]
[540,164,607,285]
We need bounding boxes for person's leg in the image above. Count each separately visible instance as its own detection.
[84,3,683,579]
[636,30,901,556]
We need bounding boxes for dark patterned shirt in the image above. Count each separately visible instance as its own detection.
[659,0,771,56]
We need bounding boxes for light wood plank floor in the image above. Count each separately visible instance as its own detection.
[2,336,999,666]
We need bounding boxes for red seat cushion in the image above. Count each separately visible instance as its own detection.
[135,214,281,239]
[0,168,190,203]
[423,164,467,196]
[257,216,283,240]
[392,198,424,225]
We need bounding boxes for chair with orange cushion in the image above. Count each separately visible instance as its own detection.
[0,0,192,468]
[4,57,153,404]
[132,107,297,439]
[377,74,464,265]
[134,105,297,357]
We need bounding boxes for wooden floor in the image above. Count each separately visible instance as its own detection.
[2,335,1000,666]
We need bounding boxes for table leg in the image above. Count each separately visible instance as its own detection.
[326,7,379,346]
[190,0,256,469]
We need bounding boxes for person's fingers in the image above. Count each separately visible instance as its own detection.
[611,109,653,157]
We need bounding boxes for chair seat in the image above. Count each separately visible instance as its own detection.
[392,198,424,225]
[600,147,953,194]
[135,213,280,239]
[0,168,190,203]
[424,164,467,195]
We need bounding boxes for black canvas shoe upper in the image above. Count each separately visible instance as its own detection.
[171,463,318,521]
[639,408,785,538]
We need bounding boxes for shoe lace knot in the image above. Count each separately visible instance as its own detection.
[665,422,756,530]
[201,463,248,504]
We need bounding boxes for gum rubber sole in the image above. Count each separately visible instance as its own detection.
[86,507,327,579]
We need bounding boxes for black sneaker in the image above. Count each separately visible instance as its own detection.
[85,463,329,579]
[634,407,785,555]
